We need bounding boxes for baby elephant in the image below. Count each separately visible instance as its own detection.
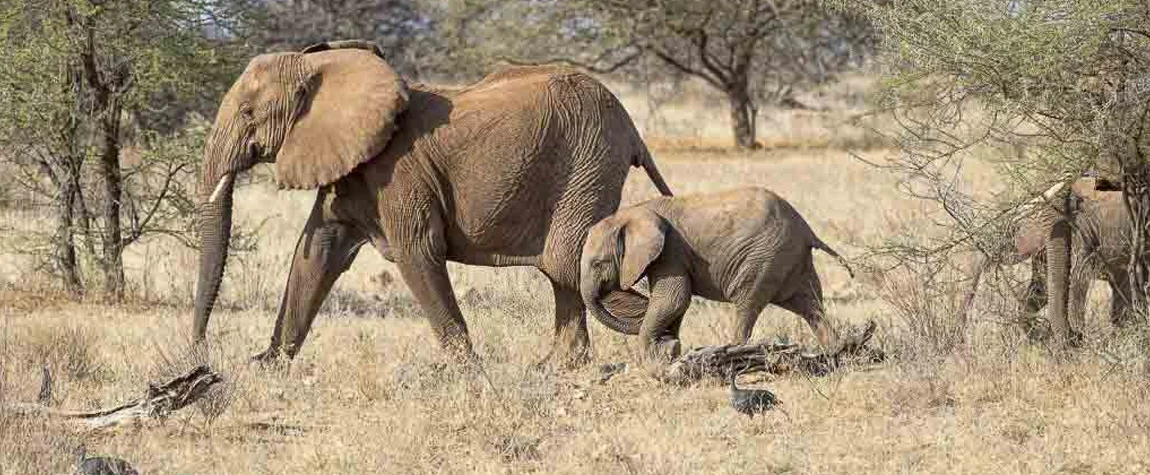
[580,187,852,360]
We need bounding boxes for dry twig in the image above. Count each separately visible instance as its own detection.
[10,365,222,429]
[661,321,881,384]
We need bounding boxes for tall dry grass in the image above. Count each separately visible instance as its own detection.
[1,79,1149,474]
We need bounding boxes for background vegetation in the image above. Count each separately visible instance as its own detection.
[3,1,1150,474]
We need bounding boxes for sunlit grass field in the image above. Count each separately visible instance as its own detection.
[3,77,1149,475]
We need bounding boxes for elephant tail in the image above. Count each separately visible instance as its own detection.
[638,148,674,197]
[624,117,673,196]
[812,237,854,279]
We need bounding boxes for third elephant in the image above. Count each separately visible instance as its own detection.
[1028,180,1136,331]
[962,177,1133,341]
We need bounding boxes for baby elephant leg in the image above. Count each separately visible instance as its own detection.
[639,272,692,362]
[731,301,768,344]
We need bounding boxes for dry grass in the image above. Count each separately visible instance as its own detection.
[606,74,889,153]
[3,80,1150,474]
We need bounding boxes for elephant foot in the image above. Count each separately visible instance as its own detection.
[645,336,682,364]
[1021,317,1052,344]
[250,346,292,370]
[533,345,592,372]
[437,334,484,367]
[1067,329,1085,348]
[1022,319,1085,349]
[438,341,485,374]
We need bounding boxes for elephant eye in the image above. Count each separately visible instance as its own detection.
[240,105,254,120]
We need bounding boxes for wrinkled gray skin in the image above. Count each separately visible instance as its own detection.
[961,178,1121,344]
[1013,185,1136,333]
[192,40,673,367]
[579,187,852,361]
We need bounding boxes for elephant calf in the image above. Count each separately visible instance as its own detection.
[580,187,852,360]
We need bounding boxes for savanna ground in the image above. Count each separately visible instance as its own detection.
[2,77,1150,474]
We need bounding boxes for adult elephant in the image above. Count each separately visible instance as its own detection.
[192,40,673,367]
[961,177,1122,343]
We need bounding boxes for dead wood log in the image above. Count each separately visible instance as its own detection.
[10,365,222,429]
[662,320,881,384]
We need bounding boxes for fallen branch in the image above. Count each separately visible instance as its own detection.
[10,365,222,429]
[662,320,881,384]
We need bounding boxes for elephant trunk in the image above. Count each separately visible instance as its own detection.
[1046,215,1073,346]
[193,172,236,341]
[582,283,645,335]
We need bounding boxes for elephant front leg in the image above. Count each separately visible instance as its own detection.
[394,256,478,364]
[1018,257,1050,342]
[1067,254,1098,340]
[376,193,479,366]
[639,271,692,363]
[255,208,366,362]
[1109,273,1134,328]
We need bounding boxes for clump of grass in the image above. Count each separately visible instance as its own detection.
[875,260,968,357]
[0,413,79,475]
[13,325,106,384]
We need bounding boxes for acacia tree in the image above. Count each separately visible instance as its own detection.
[845,0,1150,340]
[450,0,871,149]
[0,0,256,298]
[255,0,438,77]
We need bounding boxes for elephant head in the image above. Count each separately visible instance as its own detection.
[192,40,408,341]
[959,178,1082,346]
[1019,179,1082,346]
[579,208,668,334]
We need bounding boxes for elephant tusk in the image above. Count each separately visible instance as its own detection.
[1039,181,1068,202]
[208,173,234,204]
[1017,180,1068,211]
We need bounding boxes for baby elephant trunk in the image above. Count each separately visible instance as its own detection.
[582,285,645,335]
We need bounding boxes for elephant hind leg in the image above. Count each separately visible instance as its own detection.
[775,258,837,349]
[731,300,769,345]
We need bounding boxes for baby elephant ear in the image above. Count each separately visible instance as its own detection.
[276,44,408,189]
[618,210,667,290]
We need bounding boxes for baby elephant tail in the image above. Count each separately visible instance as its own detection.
[812,237,854,279]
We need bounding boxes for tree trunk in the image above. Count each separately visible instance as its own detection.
[98,98,125,300]
[72,183,97,265]
[726,83,759,150]
[80,16,129,300]
[54,163,84,297]
[1119,160,1150,320]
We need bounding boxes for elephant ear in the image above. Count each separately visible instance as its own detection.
[276,47,408,189]
[1094,177,1122,191]
[1071,178,1105,201]
[617,210,667,290]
